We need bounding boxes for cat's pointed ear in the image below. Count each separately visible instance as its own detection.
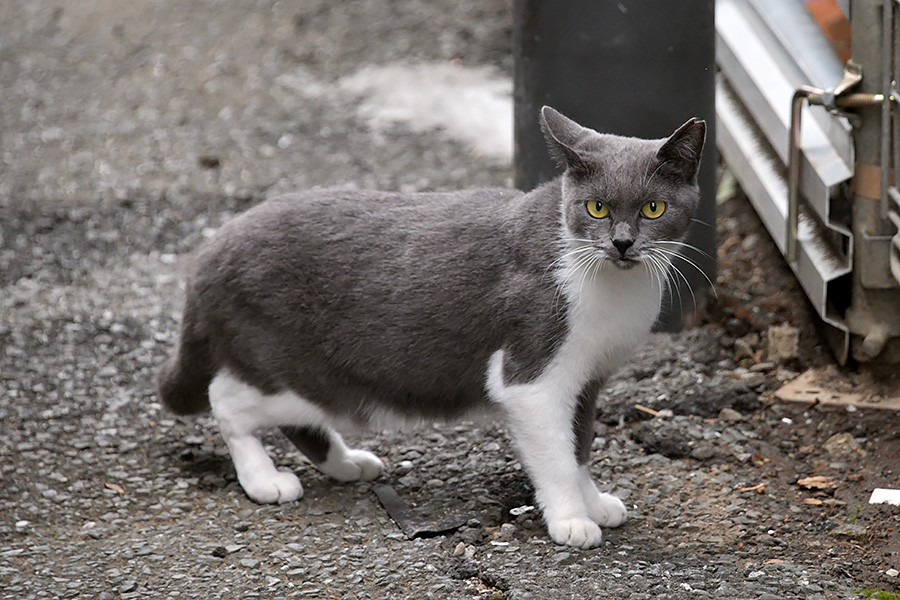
[655,118,706,184]
[540,106,592,176]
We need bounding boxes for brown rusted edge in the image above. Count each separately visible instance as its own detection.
[852,162,893,200]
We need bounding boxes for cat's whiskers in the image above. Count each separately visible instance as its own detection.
[647,248,682,308]
[643,251,680,312]
[642,159,670,188]
[550,241,605,311]
[655,239,714,260]
[652,245,718,299]
[571,251,604,304]
[641,253,669,301]
[649,247,697,310]
[552,241,605,307]
[689,217,714,229]
[545,241,598,278]
[583,253,606,294]
[545,242,593,310]
[581,255,606,301]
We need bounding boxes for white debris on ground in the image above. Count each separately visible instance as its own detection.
[869,488,900,506]
[339,62,513,161]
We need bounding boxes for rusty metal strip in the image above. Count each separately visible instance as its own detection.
[852,163,887,200]
[373,484,472,540]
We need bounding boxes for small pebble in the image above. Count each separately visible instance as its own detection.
[395,460,414,476]
[749,362,776,372]
[718,408,744,422]
[120,582,137,594]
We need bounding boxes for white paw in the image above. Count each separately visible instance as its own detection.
[585,492,628,528]
[547,517,603,549]
[240,469,303,504]
[320,449,384,482]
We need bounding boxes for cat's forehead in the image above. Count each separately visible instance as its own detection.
[562,137,681,208]
[575,134,662,175]
[563,138,661,195]
[580,132,661,152]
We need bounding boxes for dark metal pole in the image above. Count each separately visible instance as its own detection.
[513,0,717,330]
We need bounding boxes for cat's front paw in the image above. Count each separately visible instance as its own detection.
[547,517,603,549]
[241,470,303,504]
[320,449,384,482]
[585,492,628,528]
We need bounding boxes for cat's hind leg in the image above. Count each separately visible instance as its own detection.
[281,425,383,482]
[209,371,303,504]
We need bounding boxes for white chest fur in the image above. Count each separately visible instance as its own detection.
[486,258,662,415]
[562,262,663,380]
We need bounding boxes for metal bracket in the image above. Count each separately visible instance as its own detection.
[825,61,865,111]
[860,230,899,288]
[787,63,884,263]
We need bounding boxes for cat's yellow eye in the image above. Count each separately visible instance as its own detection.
[641,200,666,219]
[586,200,609,219]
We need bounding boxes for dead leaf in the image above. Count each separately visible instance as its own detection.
[104,482,125,494]
[797,476,837,490]
[804,498,824,505]
[764,558,785,565]
[847,473,864,482]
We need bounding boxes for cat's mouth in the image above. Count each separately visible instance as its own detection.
[612,257,640,270]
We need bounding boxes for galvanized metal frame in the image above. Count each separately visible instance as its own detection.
[717,0,900,363]
[716,0,856,363]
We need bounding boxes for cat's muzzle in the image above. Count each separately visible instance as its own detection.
[612,257,640,270]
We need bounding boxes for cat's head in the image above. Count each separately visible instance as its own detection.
[540,106,705,272]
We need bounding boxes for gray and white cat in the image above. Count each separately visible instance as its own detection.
[157,106,705,548]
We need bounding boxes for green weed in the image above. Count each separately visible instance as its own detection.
[855,589,900,600]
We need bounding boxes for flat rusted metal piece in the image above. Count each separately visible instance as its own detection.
[373,484,472,539]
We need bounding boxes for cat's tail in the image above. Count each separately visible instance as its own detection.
[156,325,215,415]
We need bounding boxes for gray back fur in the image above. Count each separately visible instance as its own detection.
[157,107,705,420]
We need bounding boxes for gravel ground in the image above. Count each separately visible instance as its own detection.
[2,2,899,599]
